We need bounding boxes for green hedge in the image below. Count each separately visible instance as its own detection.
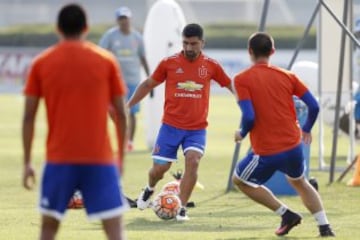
[0,23,316,49]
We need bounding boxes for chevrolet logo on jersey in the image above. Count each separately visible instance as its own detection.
[177,81,204,92]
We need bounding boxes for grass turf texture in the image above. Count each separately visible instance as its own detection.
[0,94,359,239]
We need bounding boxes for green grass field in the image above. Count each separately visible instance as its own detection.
[0,94,359,240]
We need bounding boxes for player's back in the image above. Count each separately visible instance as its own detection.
[234,63,302,155]
[28,41,124,164]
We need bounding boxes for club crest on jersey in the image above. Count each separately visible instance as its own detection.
[177,81,204,92]
[198,66,208,79]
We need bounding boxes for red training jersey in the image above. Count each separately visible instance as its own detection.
[234,63,308,155]
[24,40,127,164]
[151,51,231,130]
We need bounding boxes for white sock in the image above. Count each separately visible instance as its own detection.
[313,210,329,225]
[275,205,288,216]
[146,185,155,191]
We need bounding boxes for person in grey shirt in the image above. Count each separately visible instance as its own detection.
[99,6,150,152]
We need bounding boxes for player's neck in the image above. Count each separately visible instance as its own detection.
[120,28,131,35]
[253,57,269,65]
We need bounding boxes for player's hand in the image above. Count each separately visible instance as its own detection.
[302,131,312,145]
[234,130,243,143]
[23,163,36,190]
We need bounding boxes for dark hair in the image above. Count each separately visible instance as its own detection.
[182,23,204,39]
[248,32,274,58]
[57,4,87,37]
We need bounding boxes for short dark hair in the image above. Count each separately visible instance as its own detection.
[182,23,204,39]
[57,4,87,37]
[248,32,274,58]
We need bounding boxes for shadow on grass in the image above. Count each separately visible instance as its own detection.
[215,237,315,240]
[125,216,272,233]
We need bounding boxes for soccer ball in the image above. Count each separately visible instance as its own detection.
[152,192,181,220]
[161,180,180,195]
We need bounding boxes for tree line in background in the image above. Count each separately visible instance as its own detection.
[0,23,316,49]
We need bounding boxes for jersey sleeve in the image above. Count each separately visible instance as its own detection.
[151,59,167,83]
[212,61,231,87]
[109,57,127,97]
[23,60,42,97]
[234,74,251,101]
[292,73,309,97]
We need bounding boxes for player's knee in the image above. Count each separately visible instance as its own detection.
[232,176,246,190]
[41,215,60,234]
[149,164,170,179]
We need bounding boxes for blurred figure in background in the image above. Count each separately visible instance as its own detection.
[99,6,150,152]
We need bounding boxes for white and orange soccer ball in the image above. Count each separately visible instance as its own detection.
[161,180,180,195]
[152,192,181,220]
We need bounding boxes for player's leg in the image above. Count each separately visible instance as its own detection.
[40,216,60,240]
[281,144,334,237]
[232,151,302,236]
[128,113,136,150]
[136,161,172,210]
[232,153,283,210]
[127,84,140,152]
[285,174,334,235]
[79,164,128,240]
[39,163,78,239]
[137,123,183,210]
[102,216,125,240]
[180,150,202,206]
[176,128,206,221]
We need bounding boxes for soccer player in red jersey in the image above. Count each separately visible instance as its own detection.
[22,4,128,240]
[128,23,232,220]
[232,32,334,237]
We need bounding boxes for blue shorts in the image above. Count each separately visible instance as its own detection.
[39,163,128,221]
[127,84,140,114]
[152,123,206,164]
[233,144,305,187]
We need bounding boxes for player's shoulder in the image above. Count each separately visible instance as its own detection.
[131,29,142,38]
[201,53,222,66]
[103,26,119,37]
[31,45,58,66]
[84,41,117,63]
[269,64,295,77]
[234,66,252,81]
[162,52,182,63]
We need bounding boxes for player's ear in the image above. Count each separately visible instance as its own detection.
[81,25,89,38]
[270,47,275,56]
[55,27,65,39]
[82,25,89,34]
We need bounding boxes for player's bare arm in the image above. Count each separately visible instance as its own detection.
[140,56,150,77]
[225,83,233,93]
[112,96,128,172]
[127,77,161,108]
[22,96,39,190]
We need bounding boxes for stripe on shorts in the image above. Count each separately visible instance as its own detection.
[239,155,259,181]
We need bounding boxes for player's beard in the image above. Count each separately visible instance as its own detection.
[184,51,198,61]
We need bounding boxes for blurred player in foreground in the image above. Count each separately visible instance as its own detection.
[232,32,335,237]
[22,4,128,240]
[128,23,232,221]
